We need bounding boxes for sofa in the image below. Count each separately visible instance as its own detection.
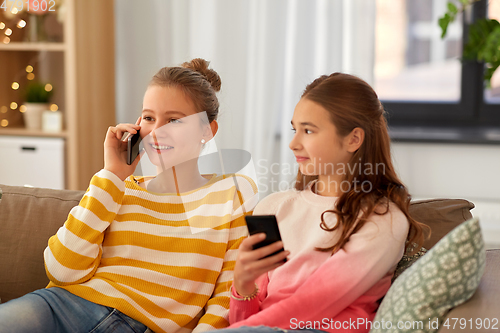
[0,184,498,333]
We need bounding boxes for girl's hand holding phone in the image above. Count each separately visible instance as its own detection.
[233,234,290,297]
[104,117,142,181]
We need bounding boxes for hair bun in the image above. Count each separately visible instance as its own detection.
[182,58,221,92]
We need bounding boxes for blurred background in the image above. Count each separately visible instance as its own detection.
[0,0,499,247]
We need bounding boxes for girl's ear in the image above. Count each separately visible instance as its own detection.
[203,120,218,142]
[210,120,218,137]
[346,127,364,153]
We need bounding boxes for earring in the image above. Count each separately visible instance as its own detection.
[201,139,206,144]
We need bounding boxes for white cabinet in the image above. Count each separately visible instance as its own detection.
[0,136,65,189]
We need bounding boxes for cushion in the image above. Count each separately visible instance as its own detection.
[409,199,474,250]
[370,217,486,333]
[0,184,85,303]
[390,199,474,283]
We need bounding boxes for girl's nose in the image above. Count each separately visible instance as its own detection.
[151,122,168,138]
[289,133,300,151]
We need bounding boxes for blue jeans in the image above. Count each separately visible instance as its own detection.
[0,287,152,333]
[214,326,327,333]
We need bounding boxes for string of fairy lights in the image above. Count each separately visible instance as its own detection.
[0,9,59,128]
[0,7,26,45]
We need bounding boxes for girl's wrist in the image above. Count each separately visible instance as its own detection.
[234,280,257,296]
[104,167,128,182]
[231,283,259,301]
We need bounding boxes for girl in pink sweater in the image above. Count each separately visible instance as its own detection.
[216,73,427,333]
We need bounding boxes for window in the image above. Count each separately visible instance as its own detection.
[374,0,500,143]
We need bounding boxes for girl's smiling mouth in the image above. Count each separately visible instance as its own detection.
[150,143,174,150]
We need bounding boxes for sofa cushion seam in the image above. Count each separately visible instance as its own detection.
[2,192,83,203]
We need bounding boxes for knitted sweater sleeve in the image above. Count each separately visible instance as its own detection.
[194,175,259,332]
[228,203,409,328]
[44,169,124,285]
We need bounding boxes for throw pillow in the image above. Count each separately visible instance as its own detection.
[409,198,474,250]
[370,217,485,333]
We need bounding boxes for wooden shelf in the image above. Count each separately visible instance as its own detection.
[0,42,66,52]
[0,127,67,138]
[0,0,115,190]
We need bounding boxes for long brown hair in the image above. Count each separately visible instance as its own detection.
[295,73,428,254]
[149,58,221,123]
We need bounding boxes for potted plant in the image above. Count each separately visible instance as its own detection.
[23,81,53,130]
[439,0,500,87]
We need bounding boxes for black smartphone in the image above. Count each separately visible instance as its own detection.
[245,215,287,261]
[126,130,142,165]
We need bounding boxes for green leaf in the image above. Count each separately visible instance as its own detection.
[461,18,500,86]
[479,25,500,61]
[463,19,499,59]
[484,64,499,88]
[439,14,453,38]
[448,2,458,14]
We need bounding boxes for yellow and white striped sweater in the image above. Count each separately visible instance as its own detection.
[44,169,258,333]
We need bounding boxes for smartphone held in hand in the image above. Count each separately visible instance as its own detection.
[127,130,142,165]
[245,215,287,261]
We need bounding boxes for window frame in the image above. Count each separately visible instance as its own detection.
[384,0,500,143]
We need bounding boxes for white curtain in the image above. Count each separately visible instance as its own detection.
[115,0,376,197]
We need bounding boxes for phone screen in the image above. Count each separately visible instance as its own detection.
[245,215,286,261]
[127,131,142,165]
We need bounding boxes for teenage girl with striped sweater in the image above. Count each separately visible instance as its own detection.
[0,59,258,333]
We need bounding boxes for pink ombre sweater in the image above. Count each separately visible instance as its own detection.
[229,184,409,333]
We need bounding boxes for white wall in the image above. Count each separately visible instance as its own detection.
[392,142,500,248]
